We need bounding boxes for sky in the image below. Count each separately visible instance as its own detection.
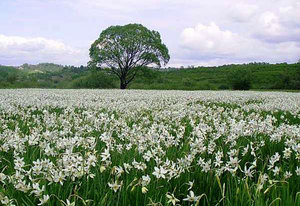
[0,0,300,67]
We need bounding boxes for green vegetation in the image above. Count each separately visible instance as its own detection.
[130,63,300,90]
[0,62,299,90]
[227,69,252,90]
[0,64,86,89]
[89,23,170,89]
[0,90,300,205]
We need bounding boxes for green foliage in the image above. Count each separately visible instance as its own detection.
[271,67,300,90]
[218,84,230,90]
[21,63,64,72]
[1,63,300,91]
[72,71,117,89]
[7,73,18,84]
[227,68,252,90]
[89,23,170,89]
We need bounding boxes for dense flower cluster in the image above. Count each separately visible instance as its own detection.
[0,89,299,205]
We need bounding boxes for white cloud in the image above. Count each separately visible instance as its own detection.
[259,12,282,34]
[252,11,294,42]
[2,0,300,66]
[180,22,300,65]
[0,34,88,65]
[181,23,237,56]
[67,0,201,11]
[229,3,258,22]
[228,1,300,43]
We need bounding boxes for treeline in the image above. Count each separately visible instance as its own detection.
[130,63,300,90]
[0,62,299,90]
[0,64,88,88]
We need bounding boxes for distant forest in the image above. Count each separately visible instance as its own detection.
[0,62,300,90]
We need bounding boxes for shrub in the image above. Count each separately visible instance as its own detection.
[272,70,300,90]
[227,69,252,90]
[72,71,117,89]
[7,74,18,84]
[218,84,229,90]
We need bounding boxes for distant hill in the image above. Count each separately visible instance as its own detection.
[130,62,300,90]
[0,62,300,90]
[0,63,88,88]
[17,63,64,73]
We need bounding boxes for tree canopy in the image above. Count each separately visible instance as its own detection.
[89,23,170,89]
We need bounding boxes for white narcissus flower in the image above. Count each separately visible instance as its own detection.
[38,195,50,205]
[296,167,300,176]
[228,156,240,167]
[101,148,111,162]
[123,163,132,173]
[65,199,75,206]
[187,181,194,190]
[202,160,211,173]
[284,171,292,179]
[0,173,6,183]
[166,192,180,206]
[108,180,122,192]
[141,175,151,186]
[243,165,255,178]
[52,171,65,185]
[0,196,10,205]
[183,190,200,202]
[272,166,280,176]
[283,147,292,159]
[100,165,106,173]
[152,166,167,179]
[141,187,148,194]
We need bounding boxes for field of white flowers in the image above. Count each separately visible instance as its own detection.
[0,89,300,206]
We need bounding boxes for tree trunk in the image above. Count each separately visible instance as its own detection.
[120,82,127,89]
[120,76,127,89]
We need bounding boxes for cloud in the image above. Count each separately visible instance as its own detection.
[252,11,300,43]
[227,1,300,44]
[1,0,300,66]
[66,0,200,12]
[180,22,300,65]
[229,3,258,22]
[0,34,88,66]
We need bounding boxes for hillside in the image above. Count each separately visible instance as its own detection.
[17,63,64,73]
[130,63,300,90]
[0,63,299,90]
[0,64,87,88]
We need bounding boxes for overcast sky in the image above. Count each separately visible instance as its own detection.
[1,0,300,67]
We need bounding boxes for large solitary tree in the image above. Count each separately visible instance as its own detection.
[89,24,170,89]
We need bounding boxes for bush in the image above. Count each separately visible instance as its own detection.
[7,74,18,84]
[72,71,117,89]
[227,69,252,90]
[271,70,300,90]
[218,84,229,90]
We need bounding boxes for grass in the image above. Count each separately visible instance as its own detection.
[0,89,299,206]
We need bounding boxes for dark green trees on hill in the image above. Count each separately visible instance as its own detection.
[227,69,252,90]
[0,63,299,90]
